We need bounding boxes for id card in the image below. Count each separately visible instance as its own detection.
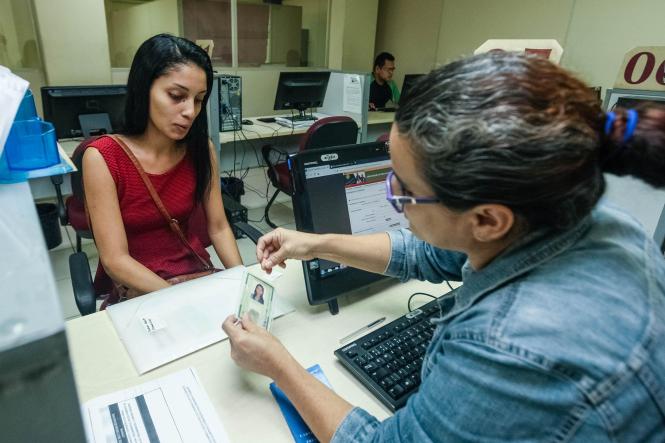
[237,273,275,331]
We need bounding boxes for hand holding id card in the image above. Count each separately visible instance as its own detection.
[237,273,275,330]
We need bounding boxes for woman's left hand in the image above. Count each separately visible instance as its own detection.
[222,314,293,379]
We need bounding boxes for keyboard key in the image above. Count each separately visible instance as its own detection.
[388,384,405,399]
[371,367,389,381]
[380,377,395,388]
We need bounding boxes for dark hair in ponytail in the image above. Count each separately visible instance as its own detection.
[395,51,665,232]
[123,33,213,204]
[601,105,665,188]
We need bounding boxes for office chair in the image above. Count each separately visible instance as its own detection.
[54,137,263,316]
[261,116,359,228]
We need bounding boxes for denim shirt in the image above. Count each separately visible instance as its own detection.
[332,203,665,442]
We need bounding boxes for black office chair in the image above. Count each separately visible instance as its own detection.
[261,115,359,228]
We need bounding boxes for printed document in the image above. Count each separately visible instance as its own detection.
[82,367,229,443]
[343,74,362,114]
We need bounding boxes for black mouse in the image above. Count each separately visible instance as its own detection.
[242,119,253,125]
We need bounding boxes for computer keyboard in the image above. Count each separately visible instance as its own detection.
[275,117,316,128]
[334,298,443,412]
[286,115,318,122]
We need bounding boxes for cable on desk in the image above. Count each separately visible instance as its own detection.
[407,292,436,312]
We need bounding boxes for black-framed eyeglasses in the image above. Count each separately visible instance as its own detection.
[385,170,440,213]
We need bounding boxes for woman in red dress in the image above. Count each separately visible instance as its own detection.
[83,34,242,300]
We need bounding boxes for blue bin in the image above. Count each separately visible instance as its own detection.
[3,119,59,170]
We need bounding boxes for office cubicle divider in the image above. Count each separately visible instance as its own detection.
[318,70,371,143]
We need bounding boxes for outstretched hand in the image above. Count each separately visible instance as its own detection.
[221,314,292,379]
[256,228,319,273]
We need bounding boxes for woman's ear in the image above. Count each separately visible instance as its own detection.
[467,204,515,242]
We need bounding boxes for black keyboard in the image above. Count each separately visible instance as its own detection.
[334,298,442,412]
[286,115,317,122]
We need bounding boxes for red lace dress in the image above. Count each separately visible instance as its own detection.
[87,136,211,295]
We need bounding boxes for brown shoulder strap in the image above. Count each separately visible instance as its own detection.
[107,134,211,270]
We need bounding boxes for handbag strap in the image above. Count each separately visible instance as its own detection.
[108,135,211,270]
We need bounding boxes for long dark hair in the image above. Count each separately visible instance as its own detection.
[396,51,665,231]
[123,33,214,204]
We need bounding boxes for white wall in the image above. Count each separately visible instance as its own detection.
[375,0,443,88]
[33,0,111,85]
[107,0,180,67]
[435,0,574,65]
[562,0,665,91]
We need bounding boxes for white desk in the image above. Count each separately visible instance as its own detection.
[218,114,332,171]
[66,259,447,442]
[219,114,331,144]
[28,142,77,201]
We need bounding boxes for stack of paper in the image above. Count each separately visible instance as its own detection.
[107,266,294,374]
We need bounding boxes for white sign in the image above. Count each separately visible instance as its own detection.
[343,74,362,113]
[474,39,564,65]
[614,46,665,91]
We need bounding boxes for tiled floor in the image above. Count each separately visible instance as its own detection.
[49,166,295,321]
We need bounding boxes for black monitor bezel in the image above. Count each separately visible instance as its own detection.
[289,141,395,309]
[41,85,127,139]
[400,74,425,106]
[273,71,331,112]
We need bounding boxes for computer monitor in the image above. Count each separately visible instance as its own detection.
[273,71,331,120]
[41,85,127,139]
[603,88,665,112]
[289,141,409,314]
[399,74,425,105]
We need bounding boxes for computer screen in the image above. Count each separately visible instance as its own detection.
[603,88,665,112]
[399,74,425,105]
[41,85,127,139]
[273,71,331,117]
[289,141,409,314]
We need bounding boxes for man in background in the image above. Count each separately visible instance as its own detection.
[369,52,400,111]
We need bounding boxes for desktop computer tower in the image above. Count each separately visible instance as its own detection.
[222,193,248,239]
[219,74,242,132]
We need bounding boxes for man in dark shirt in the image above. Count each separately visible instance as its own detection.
[369,52,400,110]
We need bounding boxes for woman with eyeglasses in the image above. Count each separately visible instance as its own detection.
[222,52,665,442]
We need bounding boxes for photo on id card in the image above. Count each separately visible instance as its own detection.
[238,273,275,330]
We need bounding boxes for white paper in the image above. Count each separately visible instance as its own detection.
[82,367,230,443]
[342,74,362,114]
[0,65,28,155]
[107,266,295,374]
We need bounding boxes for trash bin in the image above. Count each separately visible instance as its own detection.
[36,203,62,249]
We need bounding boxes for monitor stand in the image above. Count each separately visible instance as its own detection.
[286,107,317,122]
[328,299,339,315]
[79,113,112,137]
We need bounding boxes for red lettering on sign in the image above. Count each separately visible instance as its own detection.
[656,60,665,86]
[624,51,656,84]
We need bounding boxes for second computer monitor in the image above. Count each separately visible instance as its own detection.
[399,74,425,106]
[273,71,331,117]
[41,85,127,139]
[290,141,409,314]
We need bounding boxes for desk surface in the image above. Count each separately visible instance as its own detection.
[367,111,395,125]
[220,114,328,144]
[66,260,446,442]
